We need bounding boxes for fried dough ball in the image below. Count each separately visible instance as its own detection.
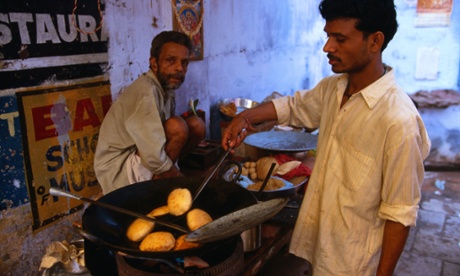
[126,205,170,242]
[168,188,192,216]
[139,231,175,252]
[187,208,213,231]
[256,157,279,179]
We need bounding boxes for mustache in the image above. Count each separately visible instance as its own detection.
[327,54,340,62]
[170,72,185,79]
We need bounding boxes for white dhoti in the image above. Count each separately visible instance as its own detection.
[126,152,154,184]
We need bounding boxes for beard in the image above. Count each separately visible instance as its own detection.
[157,70,185,90]
[326,45,371,74]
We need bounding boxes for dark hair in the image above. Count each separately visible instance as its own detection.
[150,31,193,59]
[319,0,398,51]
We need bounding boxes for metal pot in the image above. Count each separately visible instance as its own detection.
[240,225,261,252]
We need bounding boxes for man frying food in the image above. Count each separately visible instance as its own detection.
[222,0,431,274]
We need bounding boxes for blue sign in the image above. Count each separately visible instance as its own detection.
[0,95,28,210]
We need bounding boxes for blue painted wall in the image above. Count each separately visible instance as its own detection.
[0,96,28,209]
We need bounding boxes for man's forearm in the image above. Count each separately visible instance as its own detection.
[240,101,278,125]
[376,220,410,276]
[222,101,278,150]
[152,164,184,179]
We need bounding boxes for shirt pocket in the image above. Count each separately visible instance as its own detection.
[330,140,375,191]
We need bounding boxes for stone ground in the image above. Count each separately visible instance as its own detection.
[257,171,460,276]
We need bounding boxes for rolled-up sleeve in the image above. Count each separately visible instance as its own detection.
[272,88,323,130]
[379,116,431,227]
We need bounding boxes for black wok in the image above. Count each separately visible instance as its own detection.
[82,176,259,259]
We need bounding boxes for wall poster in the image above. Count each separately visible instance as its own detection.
[16,80,111,230]
[415,0,453,27]
[172,0,204,60]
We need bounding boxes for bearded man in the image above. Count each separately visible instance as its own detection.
[95,31,205,194]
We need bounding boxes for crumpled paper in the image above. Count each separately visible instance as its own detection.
[39,240,85,272]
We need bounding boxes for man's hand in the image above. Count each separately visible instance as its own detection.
[221,114,253,151]
[221,101,278,151]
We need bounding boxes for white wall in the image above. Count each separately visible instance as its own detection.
[104,1,172,95]
[384,0,460,94]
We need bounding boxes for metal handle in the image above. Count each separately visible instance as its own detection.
[50,187,82,200]
[50,187,189,233]
[256,162,277,200]
[218,160,242,184]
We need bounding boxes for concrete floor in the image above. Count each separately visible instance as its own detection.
[257,171,460,276]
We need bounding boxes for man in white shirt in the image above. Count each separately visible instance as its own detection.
[95,31,205,194]
[222,0,431,275]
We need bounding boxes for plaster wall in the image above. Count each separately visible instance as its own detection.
[421,105,460,167]
[384,0,460,94]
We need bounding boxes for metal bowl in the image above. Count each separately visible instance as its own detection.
[42,239,89,275]
[219,98,259,119]
[221,98,259,109]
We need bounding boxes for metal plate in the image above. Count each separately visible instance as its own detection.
[244,131,318,152]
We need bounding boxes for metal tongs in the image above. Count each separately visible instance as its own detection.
[192,146,232,202]
[192,129,247,201]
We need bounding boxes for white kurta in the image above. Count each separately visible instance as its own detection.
[94,70,175,194]
[272,67,431,275]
